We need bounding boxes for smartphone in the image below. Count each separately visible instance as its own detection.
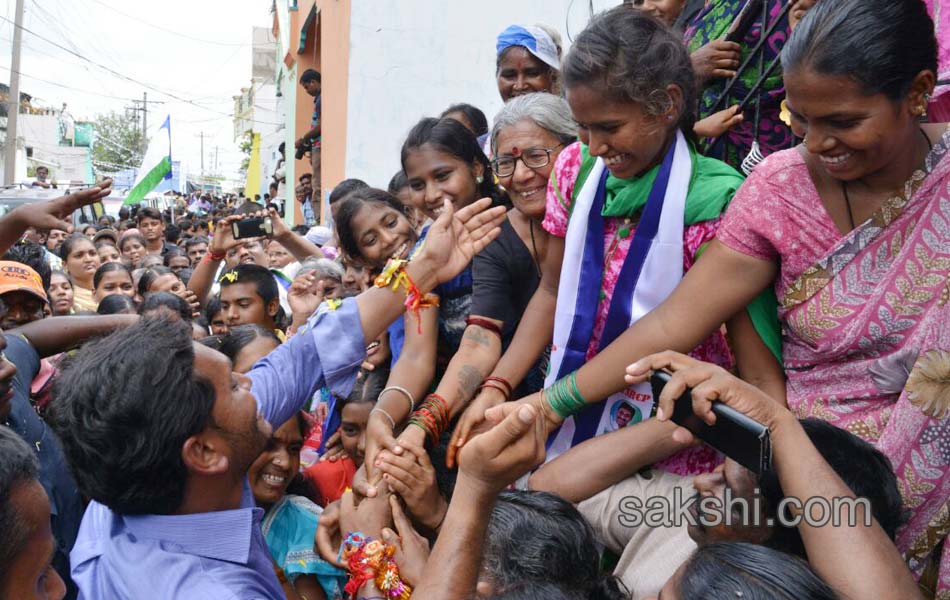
[650,370,772,474]
[232,217,273,240]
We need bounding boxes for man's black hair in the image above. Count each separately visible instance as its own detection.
[5,241,51,290]
[219,264,278,306]
[139,291,192,321]
[49,318,215,514]
[183,236,209,252]
[165,223,181,245]
[0,427,40,586]
[757,418,905,557]
[96,293,137,315]
[236,201,264,215]
[300,69,321,84]
[135,207,164,224]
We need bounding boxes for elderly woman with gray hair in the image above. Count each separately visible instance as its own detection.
[286,256,346,334]
[409,92,575,467]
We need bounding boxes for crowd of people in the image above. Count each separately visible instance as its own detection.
[2,0,950,598]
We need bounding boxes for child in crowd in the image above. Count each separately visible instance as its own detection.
[303,369,387,507]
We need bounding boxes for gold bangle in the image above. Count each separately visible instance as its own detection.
[537,390,554,422]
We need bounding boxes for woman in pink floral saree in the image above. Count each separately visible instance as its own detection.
[502,0,950,594]
[717,124,950,596]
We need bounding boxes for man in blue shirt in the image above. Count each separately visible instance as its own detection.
[49,198,506,599]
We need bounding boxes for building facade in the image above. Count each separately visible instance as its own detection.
[267,0,615,225]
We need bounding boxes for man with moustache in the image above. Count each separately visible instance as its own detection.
[529,397,905,599]
[48,197,507,598]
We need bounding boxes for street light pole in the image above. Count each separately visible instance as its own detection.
[3,0,26,186]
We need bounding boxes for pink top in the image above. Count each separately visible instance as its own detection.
[544,142,728,364]
[544,142,732,476]
[717,148,842,296]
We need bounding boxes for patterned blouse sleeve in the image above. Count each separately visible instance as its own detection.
[683,218,722,271]
[542,142,583,238]
[715,162,782,262]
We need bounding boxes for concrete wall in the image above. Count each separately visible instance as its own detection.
[19,113,92,184]
[314,0,351,212]
[342,0,617,188]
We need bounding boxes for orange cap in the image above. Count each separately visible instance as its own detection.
[0,261,48,303]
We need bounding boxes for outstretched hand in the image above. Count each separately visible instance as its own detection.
[417,198,506,285]
[8,179,113,234]
[288,272,325,324]
[694,105,744,139]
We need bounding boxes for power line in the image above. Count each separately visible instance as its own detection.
[0,64,139,101]
[0,15,242,118]
[86,0,249,47]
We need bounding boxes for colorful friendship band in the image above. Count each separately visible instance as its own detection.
[374,259,438,334]
[340,533,412,600]
[407,393,450,444]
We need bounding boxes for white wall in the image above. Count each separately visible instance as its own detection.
[344,0,618,187]
[18,113,92,184]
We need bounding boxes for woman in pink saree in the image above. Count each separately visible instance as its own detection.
[497,0,950,593]
[926,0,950,122]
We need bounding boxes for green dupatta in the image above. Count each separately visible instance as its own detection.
[551,143,782,362]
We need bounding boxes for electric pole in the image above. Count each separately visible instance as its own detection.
[124,92,163,155]
[196,132,206,181]
[3,0,25,186]
[142,92,147,150]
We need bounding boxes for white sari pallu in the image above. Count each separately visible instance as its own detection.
[545,131,692,461]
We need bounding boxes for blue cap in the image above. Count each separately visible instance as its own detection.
[496,24,561,70]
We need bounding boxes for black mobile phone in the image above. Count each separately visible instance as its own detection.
[650,370,772,474]
[232,217,273,240]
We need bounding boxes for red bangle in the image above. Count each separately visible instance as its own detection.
[465,316,503,338]
[206,250,225,262]
[483,376,513,399]
[478,381,510,401]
